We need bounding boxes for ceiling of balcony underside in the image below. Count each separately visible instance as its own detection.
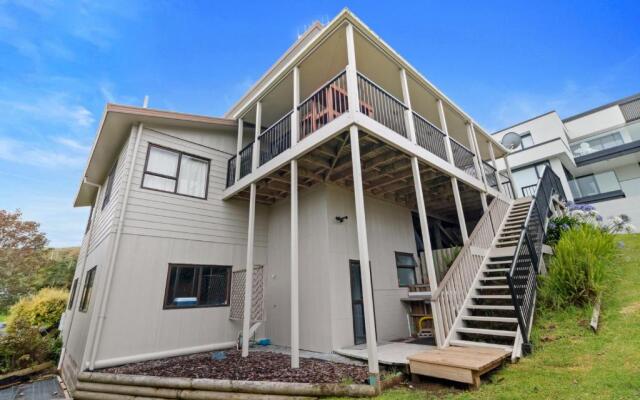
[231,129,485,224]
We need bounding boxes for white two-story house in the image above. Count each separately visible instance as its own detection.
[60,9,563,392]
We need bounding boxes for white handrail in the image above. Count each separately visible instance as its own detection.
[431,197,510,341]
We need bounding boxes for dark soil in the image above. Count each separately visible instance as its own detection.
[101,350,369,384]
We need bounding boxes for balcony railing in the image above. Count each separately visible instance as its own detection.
[238,142,253,179]
[357,73,408,138]
[259,111,292,166]
[298,70,348,140]
[521,184,537,197]
[227,69,489,189]
[449,138,477,179]
[226,155,236,188]
[482,161,498,189]
[413,112,448,161]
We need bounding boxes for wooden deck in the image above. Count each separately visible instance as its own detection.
[408,346,511,388]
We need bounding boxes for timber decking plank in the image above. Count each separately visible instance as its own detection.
[407,347,510,371]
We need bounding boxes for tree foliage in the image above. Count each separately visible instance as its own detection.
[0,210,50,311]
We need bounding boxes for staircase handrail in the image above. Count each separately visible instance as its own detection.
[506,167,565,352]
[431,197,510,340]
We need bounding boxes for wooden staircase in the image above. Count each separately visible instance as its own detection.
[449,197,532,352]
[411,169,567,387]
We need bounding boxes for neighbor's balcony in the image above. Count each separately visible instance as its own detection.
[570,119,640,164]
[225,70,480,188]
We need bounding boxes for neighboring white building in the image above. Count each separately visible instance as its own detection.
[494,93,640,225]
[60,9,566,393]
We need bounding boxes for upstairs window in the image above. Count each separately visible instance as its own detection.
[79,266,97,312]
[102,160,118,209]
[163,264,231,309]
[395,252,417,287]
[142,144,210,199]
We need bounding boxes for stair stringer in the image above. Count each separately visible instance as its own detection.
[443,198,520,348]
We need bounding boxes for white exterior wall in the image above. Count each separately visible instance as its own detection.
[61,133,134,386]
[264,184,416,353]
[77,125,269,367]
[565,106,626,139]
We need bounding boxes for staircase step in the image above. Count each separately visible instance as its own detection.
[467,305,515,311]
[450,340,513,351]
[473,295,511,299]
[484,268,510,273]
[487,260,512,265]
[499,233,521,239]
[457,327,517,337]
[477,285,509,290]
[462,316,518,323]
[480,276,507,281]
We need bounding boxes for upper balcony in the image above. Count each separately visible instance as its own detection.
[570,119,640,166]
[222,15,510,203]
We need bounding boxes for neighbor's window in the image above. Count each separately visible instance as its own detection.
[79,266,97,312]
[68,278,79,310]
[142,144,210,199]
[164,264,231,309]
[517,133,534,150]
[395,252,417,287]
[102,160,118,209]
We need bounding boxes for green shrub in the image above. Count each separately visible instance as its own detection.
[540,224,616,309]
[0,319,52,373]
[6,288,68,333]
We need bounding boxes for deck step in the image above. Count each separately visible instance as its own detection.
[462,316,518,323]
[486,260,512,265]
[457,327,517,337]
[450,340,514,351]
[467,305,515,311]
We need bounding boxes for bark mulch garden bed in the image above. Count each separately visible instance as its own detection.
[101,350,370,384]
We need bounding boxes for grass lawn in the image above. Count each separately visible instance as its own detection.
[345,234,640,400]
[0,312,6,323]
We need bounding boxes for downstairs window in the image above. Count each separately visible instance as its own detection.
[395,252,417,287]
[164,264,232,309]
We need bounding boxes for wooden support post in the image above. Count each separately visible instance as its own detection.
[504,155,518,199]
[466,123,488,211]
[349,125,380,385]
[487,140,502,194]
[241,183,257,357]
[436,99,454,164]
[292,66,300,146]
[345,23,360,115]
[411,157,444,346]
[400,68,416,143]
[290,159,299,368]
[452,177,469,243]
[436,99,469,243]
[252,102,262,172]
[235,118,243,182]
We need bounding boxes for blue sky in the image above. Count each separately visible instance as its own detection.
[1,1,639,247]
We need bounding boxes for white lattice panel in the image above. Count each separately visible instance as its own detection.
[229,266,264,322]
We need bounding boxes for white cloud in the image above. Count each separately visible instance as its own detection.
[0,92,95,130]
[0,136,85,168]
[54,137,90,152]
